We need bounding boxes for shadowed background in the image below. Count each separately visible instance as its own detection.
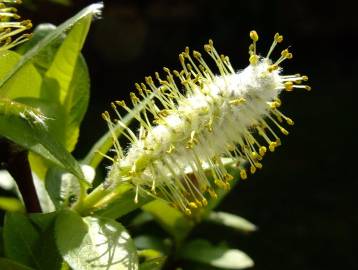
[22,0,356,269]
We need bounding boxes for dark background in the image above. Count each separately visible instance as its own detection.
[23,0,356,269]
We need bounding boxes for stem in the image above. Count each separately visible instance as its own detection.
[72,182,133,216]
[0,138,41,213]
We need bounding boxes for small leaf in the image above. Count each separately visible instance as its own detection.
[45,165,94,209]
[139,257,166,270]
[45,167,81,209]
[206,212,257,233]
[3,212,41,269]
[0,258,34,270]
[180,239,254,269]
[55,210,139,270]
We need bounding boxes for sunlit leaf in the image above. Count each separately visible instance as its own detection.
[0,51,42,99]
[206,211,257,233]
[180,239,254,269]
[55,210,139,270]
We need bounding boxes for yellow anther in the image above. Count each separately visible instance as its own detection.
[130,92,140,103]
[305,85,311,91]
[268,64,278,72]
[229,98,246,105]
[224,173,234,181]
[240,169,247,180]
[189,202,198,209]
[259,146,267,156]
[252,151,262,161]
[269,142,277,152]
[204,44,212,52]
[224,182,231,190]
[195,199,203,207]
[184,208,192,215]
[281,49,289,58]
[226,144,235,152]
[179,53,185,63]
[286,118,294,125]
[116,100,126,107]
[280,128,289,135]
[274,33,283,43]
[250,165,256,174]
[101,112,109,121]
[208,188,218,199]
[249,54,258,65]
[215,179,226,189]
[193,50,202,58]
[250,30,259,42]
[145,76,154,85]
[166,144,175,154]
[202,198,208,206]
[286,53,293,59]
[302,75,309,81]
[284,81,294,91]
[255,162,263,169]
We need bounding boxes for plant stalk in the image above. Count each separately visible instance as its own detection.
[0,138,41,213]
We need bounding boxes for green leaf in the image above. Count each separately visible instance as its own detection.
[55,210,139,270]
[16,24,63,75]
[0,3,103,89]
[40,16,91,152]
[44,15,90,105]
[180,239,254,269]
[0,197,24,212]
[0,258,35,270]
[206,212,257,233]
[139,257,166,270]
[61,55,90,151]
[0,99,84,179]
[142,200,194,244]
[0,51,42,99]
[45,165,95,209]
[3,212,41,269]
[29,212,63,270]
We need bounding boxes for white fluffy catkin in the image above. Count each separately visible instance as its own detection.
[103,31,310,214]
